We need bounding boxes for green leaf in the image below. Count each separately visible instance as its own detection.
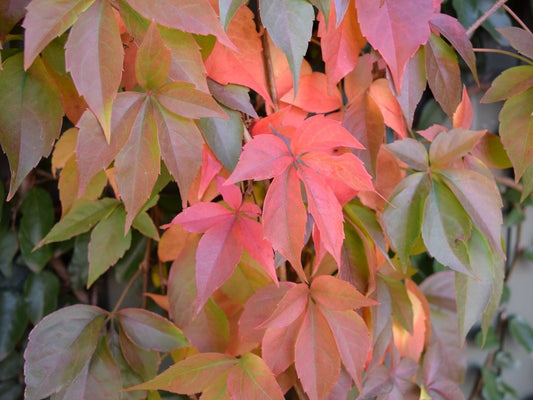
[0,350,23,380]
[379,275,413,333]
[24,305,106,400]
[132,212,159,240]
[384,138,428,171]
[135,21,171,90]
[18,187,54,272]
[509,315,533,353]
[481,367,504,400]
[259,0,314,92]
[0,291,27,361]
[383,172,430,268]
[219,0,247,30]
[88,206,132,287]
[481,66,533,103]
[0,53,63,199]
[68,232,90,291]
[0,227,17,277]
[114,234,147,284]
[422,179,472,275]
[498,87,533,180]
[39,198,120,246]
[0,381,23,400]
[117,308,188,352]
[24,271,60,325]
[475,326,499,350]
[199,105,243,172]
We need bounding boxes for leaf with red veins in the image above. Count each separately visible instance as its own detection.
[320,307,371,393]
[356,0,433,91]
[168,202,234,232]
[239,216,277,283]
[318,0,366,88]
[310,275,377,311]
[205,5,273,108]
[280,72,343,113]
[195,218,243,312]
[126,0,235,50]
[262,314,304,375]
[298,166,344,265]
[65,0,123,142]
[295,301,341,400]
[114,98,161,230]
[263,168,308,282]
[290,115,364,155]
[154,81,226,119]
[226,134,294,183]
[261,283,309,329]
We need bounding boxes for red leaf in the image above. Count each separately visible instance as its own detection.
[218,177,242,210]
[135,21,171,90]
[262,315,303,375]
[205,5,273,107]
[280,72,343,113]
[318,0,366,88]
[65,0,123,142]
[368,78,407,138]
[169,203,233,233]
[199,145,223,199]
[240,216,277,283]
[295,301,341,400]
[126,0,235,50]
[320,307,370,392]
[262,283,309,329]
[355,0,433,90]
[452,86,473,129]
[227,353,285,400]
[310,275,376,311]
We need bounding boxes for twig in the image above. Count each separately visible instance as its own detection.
[110,267,143,316]
[141,237,153,309]
[473,48,533,66]
[466,0,510,37]
[502,5,532,33]
[293,380,309,400]
[494,174,523,192]
[49,257,90,304]
[259,26,279,112]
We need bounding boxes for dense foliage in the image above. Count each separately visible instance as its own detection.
[1,0,533,399]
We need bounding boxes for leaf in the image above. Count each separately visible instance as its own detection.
[117,308,188,352]
[126,353,236,394]
[509,316,533,353]
[383,172,430,267]
[310,275,375,311]
[452,86,474,130]
[318,0,365,88]
[126,0,234,49]
[320,308,370,392]
[429,13,478,83]
[498,87,533,180]
[425,33,461,117]
[24,305,106,400]
[134,21,171,91]
[295,301,341,400]
[0,292,26,361]
[22,0,95,69]
[118,326,159,381]
[355,0,433,90]
[153,103,203,206]
[88,206,132,287]
[262,284,309,329]
[497,27,533,59]
[422,179,472,275]
[132,211,159,241]
[65,0,122,141]
[39,198,118,248]
[0,0,29,40]
[0,227,17,277]
[379,275,414,333]
[385,138,428,171]
[23,271,60,325]
[206,5,272,107]
[481,66,533,103]
[199,105,244,172]
[0,54,63,199]
[18,188,54,272]
[219,0,246,30]
[259,0,314,92]
[368,78,407,138]
[227,353,284,400]
[429,128,485,169]
[207,79,258,118]
[396,47,426,128]
[280,72,343,113]
[262,315,302,375]
[115,98,161,230]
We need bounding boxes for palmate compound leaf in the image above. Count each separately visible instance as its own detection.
[429,128,486,169]
[481,65,533,103]
[24,305,107,400]
[169,179,276,313]
[65,0,123,142]
[0,53,63,200]
[355,0,433,91]
[227,115,374,281]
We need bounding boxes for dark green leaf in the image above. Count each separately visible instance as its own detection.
[0,292,26,361]
[509,315,533,353]
[117,308,188,352]
[88,206,132,287]
[114,234,146,284]
[23,271,60,325]
[0,227,17,277]
[24,305,106,400]
[39,198,120,246]
[0,381,23,400]
[0,350,23,380]
[199,105,243,172]
[18,187,54,272]
[68,232,90,291]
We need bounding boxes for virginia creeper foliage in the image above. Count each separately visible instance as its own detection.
[0,0,532,399]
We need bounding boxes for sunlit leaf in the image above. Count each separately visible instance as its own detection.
[481,66,533,103]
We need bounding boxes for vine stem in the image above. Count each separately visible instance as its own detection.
[110,267,143,316]
[502,4,532,33]
[465,0,509,37]
[473,48,533,66]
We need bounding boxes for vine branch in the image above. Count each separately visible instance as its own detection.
[466,0,509,37]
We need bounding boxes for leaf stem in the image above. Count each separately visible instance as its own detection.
[494,174,523,192]
[472,48,533,66]
[110,267,143,316]
[50,256,90,304]
[465,0,509,37]
[502,5,532,34]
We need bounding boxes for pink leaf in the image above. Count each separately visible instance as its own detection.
[239,217,277,283]
[218,177,242,211]
[169,202,234,233]
[261,283,309,329]
[262,314,303,375]
[310,275,377,311]
[280,72,343,113]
